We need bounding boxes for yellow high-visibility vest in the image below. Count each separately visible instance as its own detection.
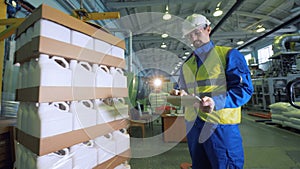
[182,46,241,124]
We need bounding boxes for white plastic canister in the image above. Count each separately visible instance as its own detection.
[113,98,129,120]
[28,58,39,87]
[114,161,131,169]
[110,67,127,88]
[21,144,30,169]
[93,99,117,124]
[34,102,72,138]
[92,64,113,88]
[94,133,116,164]
[19,62,30,88]
[113,129,130,154]
[33,19,71,44]
[70,140,97,169]
[37,148,72,169]
[37,54,72,87]
[71,100,97,130]
[21,102,37,134]
[15,143,23,169]
[17,102,25,130]
[27,149,37,169]
[70,61,95,87]
[27,102,39,137]
[111,46,125,59]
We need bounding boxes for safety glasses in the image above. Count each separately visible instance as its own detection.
[184,26,206,40]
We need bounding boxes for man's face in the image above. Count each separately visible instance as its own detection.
[185,26,211,48]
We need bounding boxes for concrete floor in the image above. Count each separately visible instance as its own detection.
[129,111,300,169]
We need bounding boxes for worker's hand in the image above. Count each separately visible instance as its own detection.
[169,89,179,95]
[193,96,215,113]
[169,89,188,96]
[179,90,188,96]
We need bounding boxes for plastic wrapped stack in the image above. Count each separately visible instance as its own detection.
[270,102,300,130]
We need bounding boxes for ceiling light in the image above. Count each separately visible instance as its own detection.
[256,27,265,33]
[6,0,17,7]
[237,40,244,45]
[11,0,17,7]
[163,5,172,20]
[213,2,223,17]
[161,42,167,48]
[163,12,171,20]
[153,78,162,87]
[256,25,265,33]
[161,33,169,38]
[184,51,190,55]
[213,8,223,17]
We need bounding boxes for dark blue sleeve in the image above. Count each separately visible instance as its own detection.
[213,49,254,110]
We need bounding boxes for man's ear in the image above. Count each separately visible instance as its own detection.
[206,26,211,33]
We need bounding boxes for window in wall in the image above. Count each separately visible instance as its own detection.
[257,45,273,64]
[244,53,252,65]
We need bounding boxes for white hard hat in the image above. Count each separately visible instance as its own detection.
[182,14,211,36]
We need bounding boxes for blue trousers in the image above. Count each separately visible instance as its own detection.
[186,117,244,169]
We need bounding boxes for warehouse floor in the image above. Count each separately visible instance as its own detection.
[129,111,300,169]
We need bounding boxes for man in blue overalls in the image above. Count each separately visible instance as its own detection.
[178,14,254,169]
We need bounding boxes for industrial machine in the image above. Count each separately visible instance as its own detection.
[287,78,300,109]
[248,34,300,111]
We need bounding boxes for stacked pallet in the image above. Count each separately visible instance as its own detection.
[14,4,130,169]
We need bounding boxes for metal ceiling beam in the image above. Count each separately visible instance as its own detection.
[235,11,298,32]
[106,0,218,9]
[237,11,300,50]
[133,45,184,55]
[132,31,257,42]
[236,1,295,31]
[236,11,270,21]
[268,0,293,16]
[56,0,74,13]
[253,0,273,13]
[211,0,245,35]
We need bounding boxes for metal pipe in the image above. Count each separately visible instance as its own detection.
[273,34,300,53]
[238,11,300,50]
[211,0,245,35]
[129,31,133,72]
[19,0,35,12]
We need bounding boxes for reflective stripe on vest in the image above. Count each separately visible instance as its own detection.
[182,46,241,124]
